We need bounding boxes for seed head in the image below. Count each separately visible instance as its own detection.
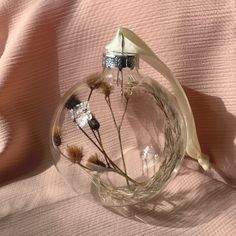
[66,145,84,164]
[65,95,81,110]
[86,76,103,90]
[53,127,62,146]
[87,153,106,169]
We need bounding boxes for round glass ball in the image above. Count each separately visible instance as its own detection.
[50,66,186,206]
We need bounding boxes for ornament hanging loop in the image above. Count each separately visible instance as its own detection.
[106,27,210,170]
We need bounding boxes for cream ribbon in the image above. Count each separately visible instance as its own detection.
[106,27,210,170]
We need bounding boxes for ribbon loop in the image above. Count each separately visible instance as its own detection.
[106,27,210,170]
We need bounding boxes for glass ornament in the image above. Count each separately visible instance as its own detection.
[50,28,208,207]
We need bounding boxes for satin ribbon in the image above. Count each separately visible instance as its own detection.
[106,28,210,170]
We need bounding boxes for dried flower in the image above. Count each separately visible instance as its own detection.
[87,153,106,169]
[86,76,103,90]
[88,115,100,130]
[100,81,113,98]
[66,145,84,164]
[65,95,81,110]
[53,127,62,146]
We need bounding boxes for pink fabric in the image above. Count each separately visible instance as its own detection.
[0,0,235,235]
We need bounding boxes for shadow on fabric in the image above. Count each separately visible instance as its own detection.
[183,86,236,182]
[105,166,236,228]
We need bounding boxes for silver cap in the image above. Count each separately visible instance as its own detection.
[103,54,138,70]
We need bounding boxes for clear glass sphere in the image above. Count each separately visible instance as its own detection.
[50,56,187,206]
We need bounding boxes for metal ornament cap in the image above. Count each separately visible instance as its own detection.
[103,54,139,70]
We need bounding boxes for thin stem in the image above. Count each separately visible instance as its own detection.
[87,88,94,101]
[79,163,92,171]
[79,126,111,165]
[142,159,145,176]
[54,145,137,184]
[97,130,103,146]
[116,69,120,87]
[70,88,136,185]
[78,126,103,153]
[91,128,100,144]
[87,88,110,168]
[120,69,124,97]
[119,98,129,131]
[117,130,128,184]
[90,128,110,167]
[106,96,129,186]
[109,166,138,184]
[153,158,156,174]
[145,158,149,177]
[106,96,118,129]
[78,126,137,184]
[96,130,109,165]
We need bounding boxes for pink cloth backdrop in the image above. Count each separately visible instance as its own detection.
[0,0,235,235]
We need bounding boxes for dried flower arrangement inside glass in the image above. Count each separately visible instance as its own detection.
[50,28,208,206]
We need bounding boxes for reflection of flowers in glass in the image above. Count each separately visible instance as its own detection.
[71,101,92,128]
[140,145,158,161]
[124,80,138,99]
[53,127,62,146]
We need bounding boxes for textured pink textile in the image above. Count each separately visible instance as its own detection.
[0,0,235,235]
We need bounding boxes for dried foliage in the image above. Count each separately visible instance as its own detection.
[66,145,84,164]
[87,153,106,168]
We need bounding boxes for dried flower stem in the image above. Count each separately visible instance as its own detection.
[87,88,94,101]
[66,76,140,186]
[119,98,129,131]
[90,128,110,167]
[121,70,124,97]
[145,158,149,176]
[120,69,124,97]
[96,129,102,146]
[55,141,137,183]
[106,96,129,186]
[78,126,103,153]
[96,130,111,167]
[78,125,137,184]
[116,69,125,96]
[78,127,114,169]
